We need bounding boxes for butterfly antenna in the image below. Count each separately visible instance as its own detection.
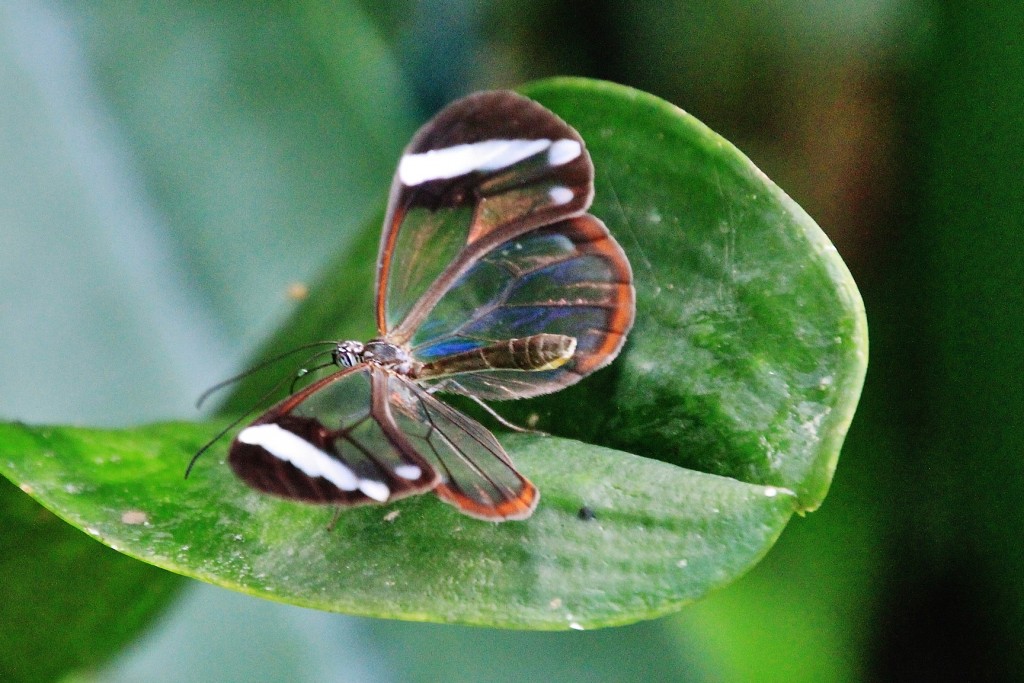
[186,347,337,478]
[195,341,338,409]
[185,412,253,479]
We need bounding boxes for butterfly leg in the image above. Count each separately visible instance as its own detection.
[428,378,548,436]
[326,506,344,532]
[424,377,454,396]
[289,359,337,394]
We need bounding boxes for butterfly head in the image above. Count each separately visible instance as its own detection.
[332,341,365,368]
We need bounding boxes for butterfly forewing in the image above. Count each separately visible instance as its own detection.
[229,366,438,506]
[377,204,474,337]
[378,91,595,342]
[384,372,538,521]
[228,363,536,520]
[410,215,634,399]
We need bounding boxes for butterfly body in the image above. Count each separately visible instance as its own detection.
[222,91,635,521]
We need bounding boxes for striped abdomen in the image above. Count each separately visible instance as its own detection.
[418,334,577,379]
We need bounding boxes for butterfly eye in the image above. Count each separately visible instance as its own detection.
[333,341,364,368]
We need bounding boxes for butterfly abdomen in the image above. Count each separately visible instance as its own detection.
[419,333,576,378]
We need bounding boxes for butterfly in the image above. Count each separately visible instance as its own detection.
[225,91,634,521]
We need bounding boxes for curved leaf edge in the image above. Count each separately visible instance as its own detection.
[524,76,869,511]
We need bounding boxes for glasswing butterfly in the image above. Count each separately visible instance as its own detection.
[218,91,634,521]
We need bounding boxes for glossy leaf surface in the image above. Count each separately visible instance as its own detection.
[0,421,794,628]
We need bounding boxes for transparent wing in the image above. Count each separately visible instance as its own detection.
[228,366,438,506]
[384,372,538,521]
[376,91,595,343]
[228,365,536,520]
[409,215,635,400]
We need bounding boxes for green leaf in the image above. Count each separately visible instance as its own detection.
[0,78,866,628]
[0,421,793,629]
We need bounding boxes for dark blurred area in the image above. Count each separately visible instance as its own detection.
[3,0,1023,680]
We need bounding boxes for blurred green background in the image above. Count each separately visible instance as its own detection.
[1,0,1021,681]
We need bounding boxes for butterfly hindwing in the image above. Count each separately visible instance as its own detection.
[384,372,538,520]
[409,214,635,399]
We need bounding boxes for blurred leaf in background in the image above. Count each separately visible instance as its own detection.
[0,0,417,680]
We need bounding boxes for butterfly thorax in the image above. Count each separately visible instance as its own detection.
[333,339,419,376]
